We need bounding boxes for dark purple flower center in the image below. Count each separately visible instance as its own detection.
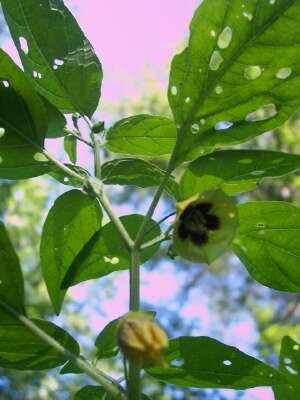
[178,202,220,246]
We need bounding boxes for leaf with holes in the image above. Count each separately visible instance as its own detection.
[0,49,51,179]
[146,336,286,389]
[49,164,89,188]
[1,0,103,116]
[105,115,176,156]
[102,158,179,199]
[0,222,25,323]
[232,202,300,292]
[273,337,300,399]
[169,0,300,162]
[61,215,161,289]
[40,190,102,314]
[180,150,300,198]
[0,319,79,370]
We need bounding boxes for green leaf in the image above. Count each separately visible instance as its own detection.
[232,202,300,292]
[64,136,77,164]
[60,358,84,375]
[42,97,66,139]
[95,311,155,359]
[73,386,107,400]
[49,164,89,188]
[102,158,179,199]
[1,0,103,116]
[146,336,286,389]
[169,0,300,162]
[0,319,79,370]
[273,337,300,399]
[0,49,51,179]
[62,215,161,289]
[0,222,25,323]
[180,150,300,198]
[40,190,102,314]
[105,115,176,156]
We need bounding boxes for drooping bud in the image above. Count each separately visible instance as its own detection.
[118,313,168,365]
[173,189,239,264]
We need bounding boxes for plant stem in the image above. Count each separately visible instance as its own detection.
[0,300,125,399]
[129,247,140,311]
[91,131,102,179]
[128,360,142,400]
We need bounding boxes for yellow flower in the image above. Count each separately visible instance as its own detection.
[118,313,168,365]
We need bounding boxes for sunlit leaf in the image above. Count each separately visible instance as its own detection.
[180,150,300,198]
[169,0,300,161]
[0,319,79,370]
[273,336,300,399]
[105,115,176,156]
[64,135,77,164]
[40,190,102,314]
[0,222,25,323]
[0,49,50,179]
[1,0,103,116]
[62,215,161,288]
[102,158,179,199]
[146,336,286,389]
[232,202,300,292]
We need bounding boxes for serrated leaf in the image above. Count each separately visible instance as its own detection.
[0,222,25,323]
[102,158,179,199]
[61,215,161,289]
[169,0,300,162]
[0,318,79,370]
[1,0,103,116]
[95,311,155,360]
[64,135,77,164]
[40,190,102,314]
[42,97,66,138]
[180,150,300,198]
[105,115,176,156]
[232,202,300,292]
[0,49,50,179]
[146,336,286,389]
[273,337,300,399]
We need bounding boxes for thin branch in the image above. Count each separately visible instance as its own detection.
[64,128,93,148]
[0,300,126,399]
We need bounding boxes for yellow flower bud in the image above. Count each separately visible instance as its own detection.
[118,315,168,365]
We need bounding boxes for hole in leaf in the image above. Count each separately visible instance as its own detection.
[243,11,253,21]
[54,58,64,66]
[215,121,233,131]
[244,65,263,80]
[222,360,232,366]
[0,127,5,138]
[19,37,29,54]
[191,123,200,134]
[0,155,3,164]
[210,30,216,37]
[276,67,292,80]
[293,345,300,351]
[171,85,177,96]
[3,80,9,88]
[245,104,277,122]
[285,366,298,375]
[209,51,224,71]
[215,85,223,94]
[284,358,292,365]
[217,26,233,49]
[185,97,191,104]
[172,359,185,367]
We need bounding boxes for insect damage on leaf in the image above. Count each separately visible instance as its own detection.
[174,190,239,264]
